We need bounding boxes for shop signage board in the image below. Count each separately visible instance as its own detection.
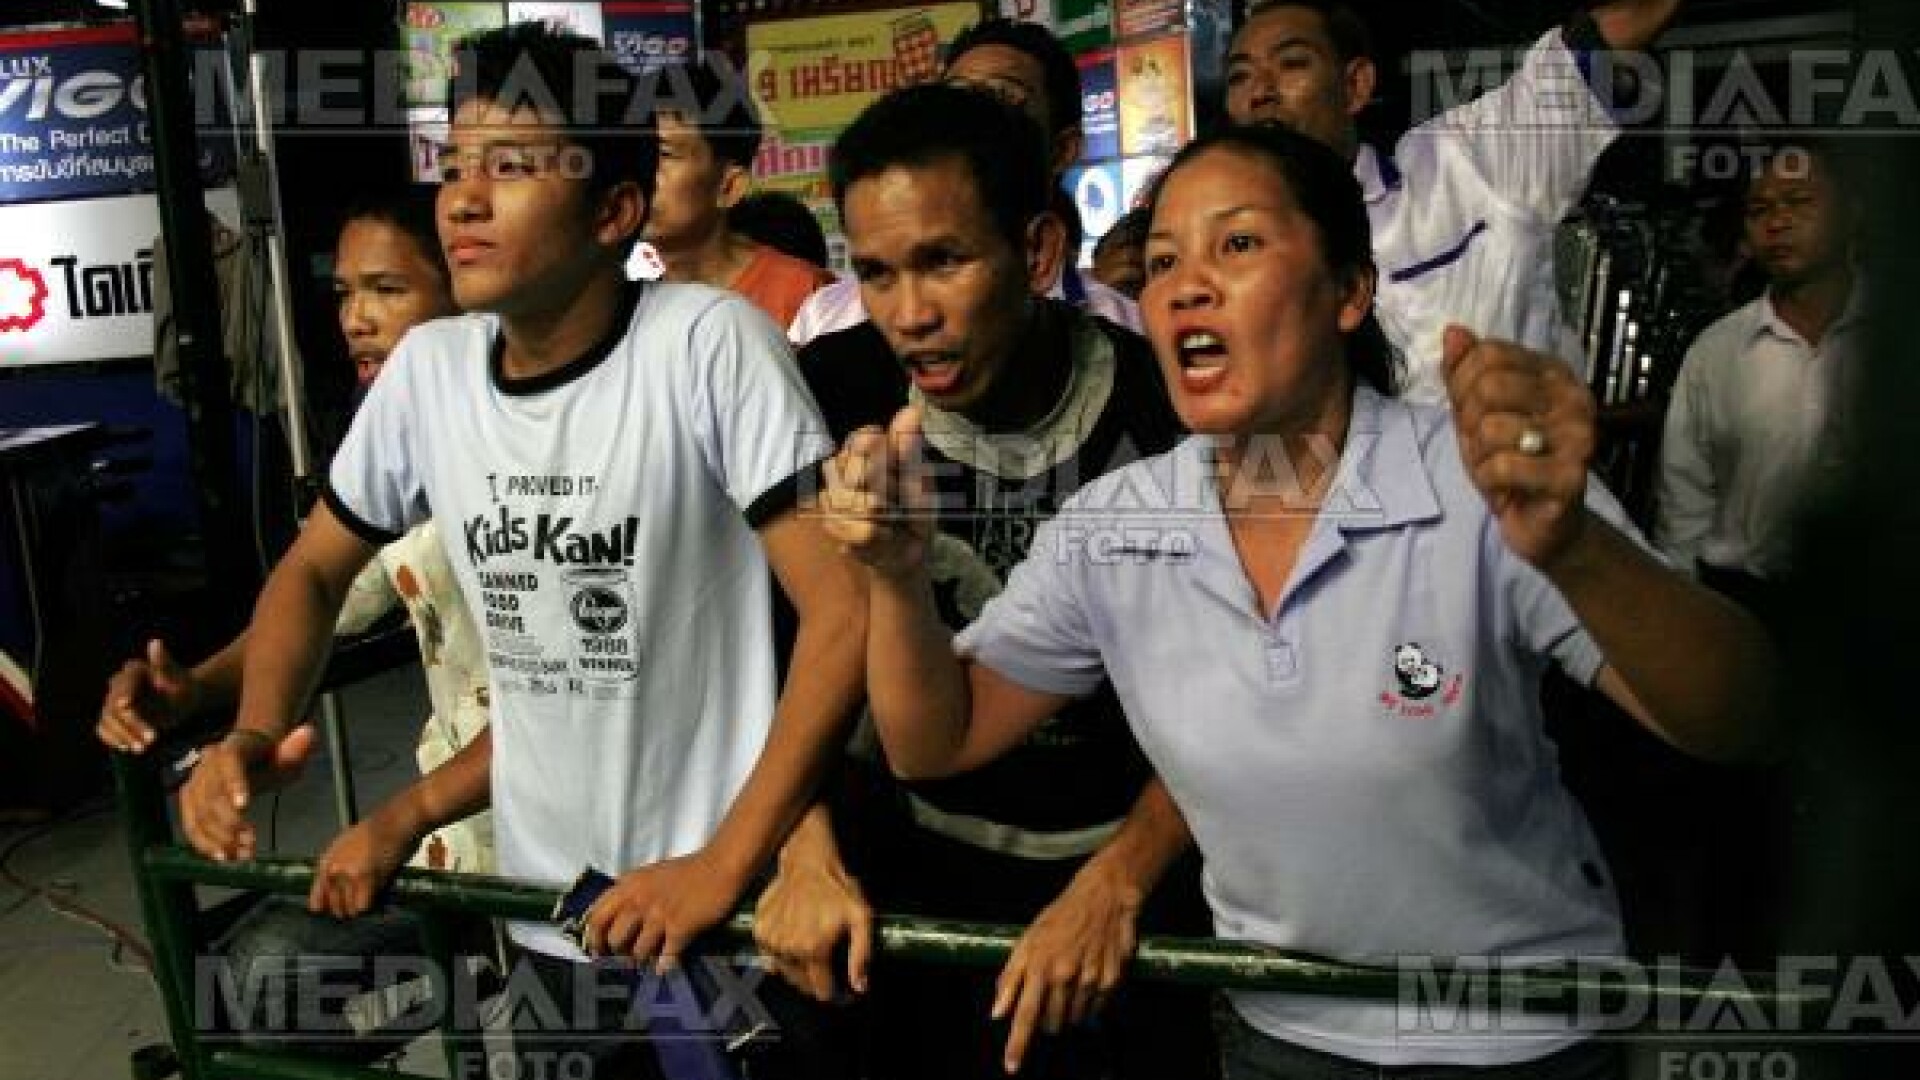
[745,4,980,142]
[603,1,697,76]
[404,2,507,106]
[0,25,230,205]
[0,188,240,367]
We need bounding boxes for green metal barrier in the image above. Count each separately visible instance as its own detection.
[114,749,1828,1080]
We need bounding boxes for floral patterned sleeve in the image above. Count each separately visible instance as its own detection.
[333,551,401,637]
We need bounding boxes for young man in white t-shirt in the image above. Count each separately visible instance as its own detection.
[173,23,865,1078]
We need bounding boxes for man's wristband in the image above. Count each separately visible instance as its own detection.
[224,727,278,759]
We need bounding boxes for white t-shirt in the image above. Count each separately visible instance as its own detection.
[1368,28,1618,402]
[327,283,833,957]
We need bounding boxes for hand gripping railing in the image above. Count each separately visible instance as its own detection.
[115,749,1827,1080]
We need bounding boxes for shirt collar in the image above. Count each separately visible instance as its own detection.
[1753,276,1867,348]
[1171,384,1440,620]
[1326,383,1442,533]
[1353,144,1399,206]
[1175,382,1441,533]
[489,282,643,396]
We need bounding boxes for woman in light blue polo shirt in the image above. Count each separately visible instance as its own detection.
[823,125,1778,1078]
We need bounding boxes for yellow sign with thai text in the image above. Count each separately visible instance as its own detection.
[746,4,981,141]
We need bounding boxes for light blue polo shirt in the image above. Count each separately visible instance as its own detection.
[956,385,1633,1066]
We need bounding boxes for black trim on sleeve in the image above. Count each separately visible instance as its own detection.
[744,458,828,531]
[321,483,406,547]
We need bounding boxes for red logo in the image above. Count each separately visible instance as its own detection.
[0,258,49,333]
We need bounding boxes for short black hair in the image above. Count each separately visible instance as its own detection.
[649,57,763,172]
[831,83,1052,252]
[1148,123,1399,395]
[1239,1,1375,65]
[945,18,1083,140]
[338,187,448,282]
[730,191,830,268]
[448,21,658,205]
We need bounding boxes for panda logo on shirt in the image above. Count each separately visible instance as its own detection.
[1393,642,1444,700]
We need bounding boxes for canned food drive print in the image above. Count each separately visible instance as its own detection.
[564,566,641,682]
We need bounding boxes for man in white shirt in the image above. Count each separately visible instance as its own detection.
[787,18,1141,343]
[1657,141,1862,618]
[1223,0,1683,402]
[1649,141,1859,975]
[172,24,865,1079]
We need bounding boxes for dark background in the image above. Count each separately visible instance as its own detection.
[0,0,1862,428]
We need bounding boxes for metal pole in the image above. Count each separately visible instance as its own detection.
[133,0,252,629]
[415,908,466,1079]
[229,0,358,827]
[319,694,358,826]
[234,0,311,490]
[143,849,1828,1016]
[113,752,213,1080]
[1584,249,1613,392]
[207,1047,406,1080]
